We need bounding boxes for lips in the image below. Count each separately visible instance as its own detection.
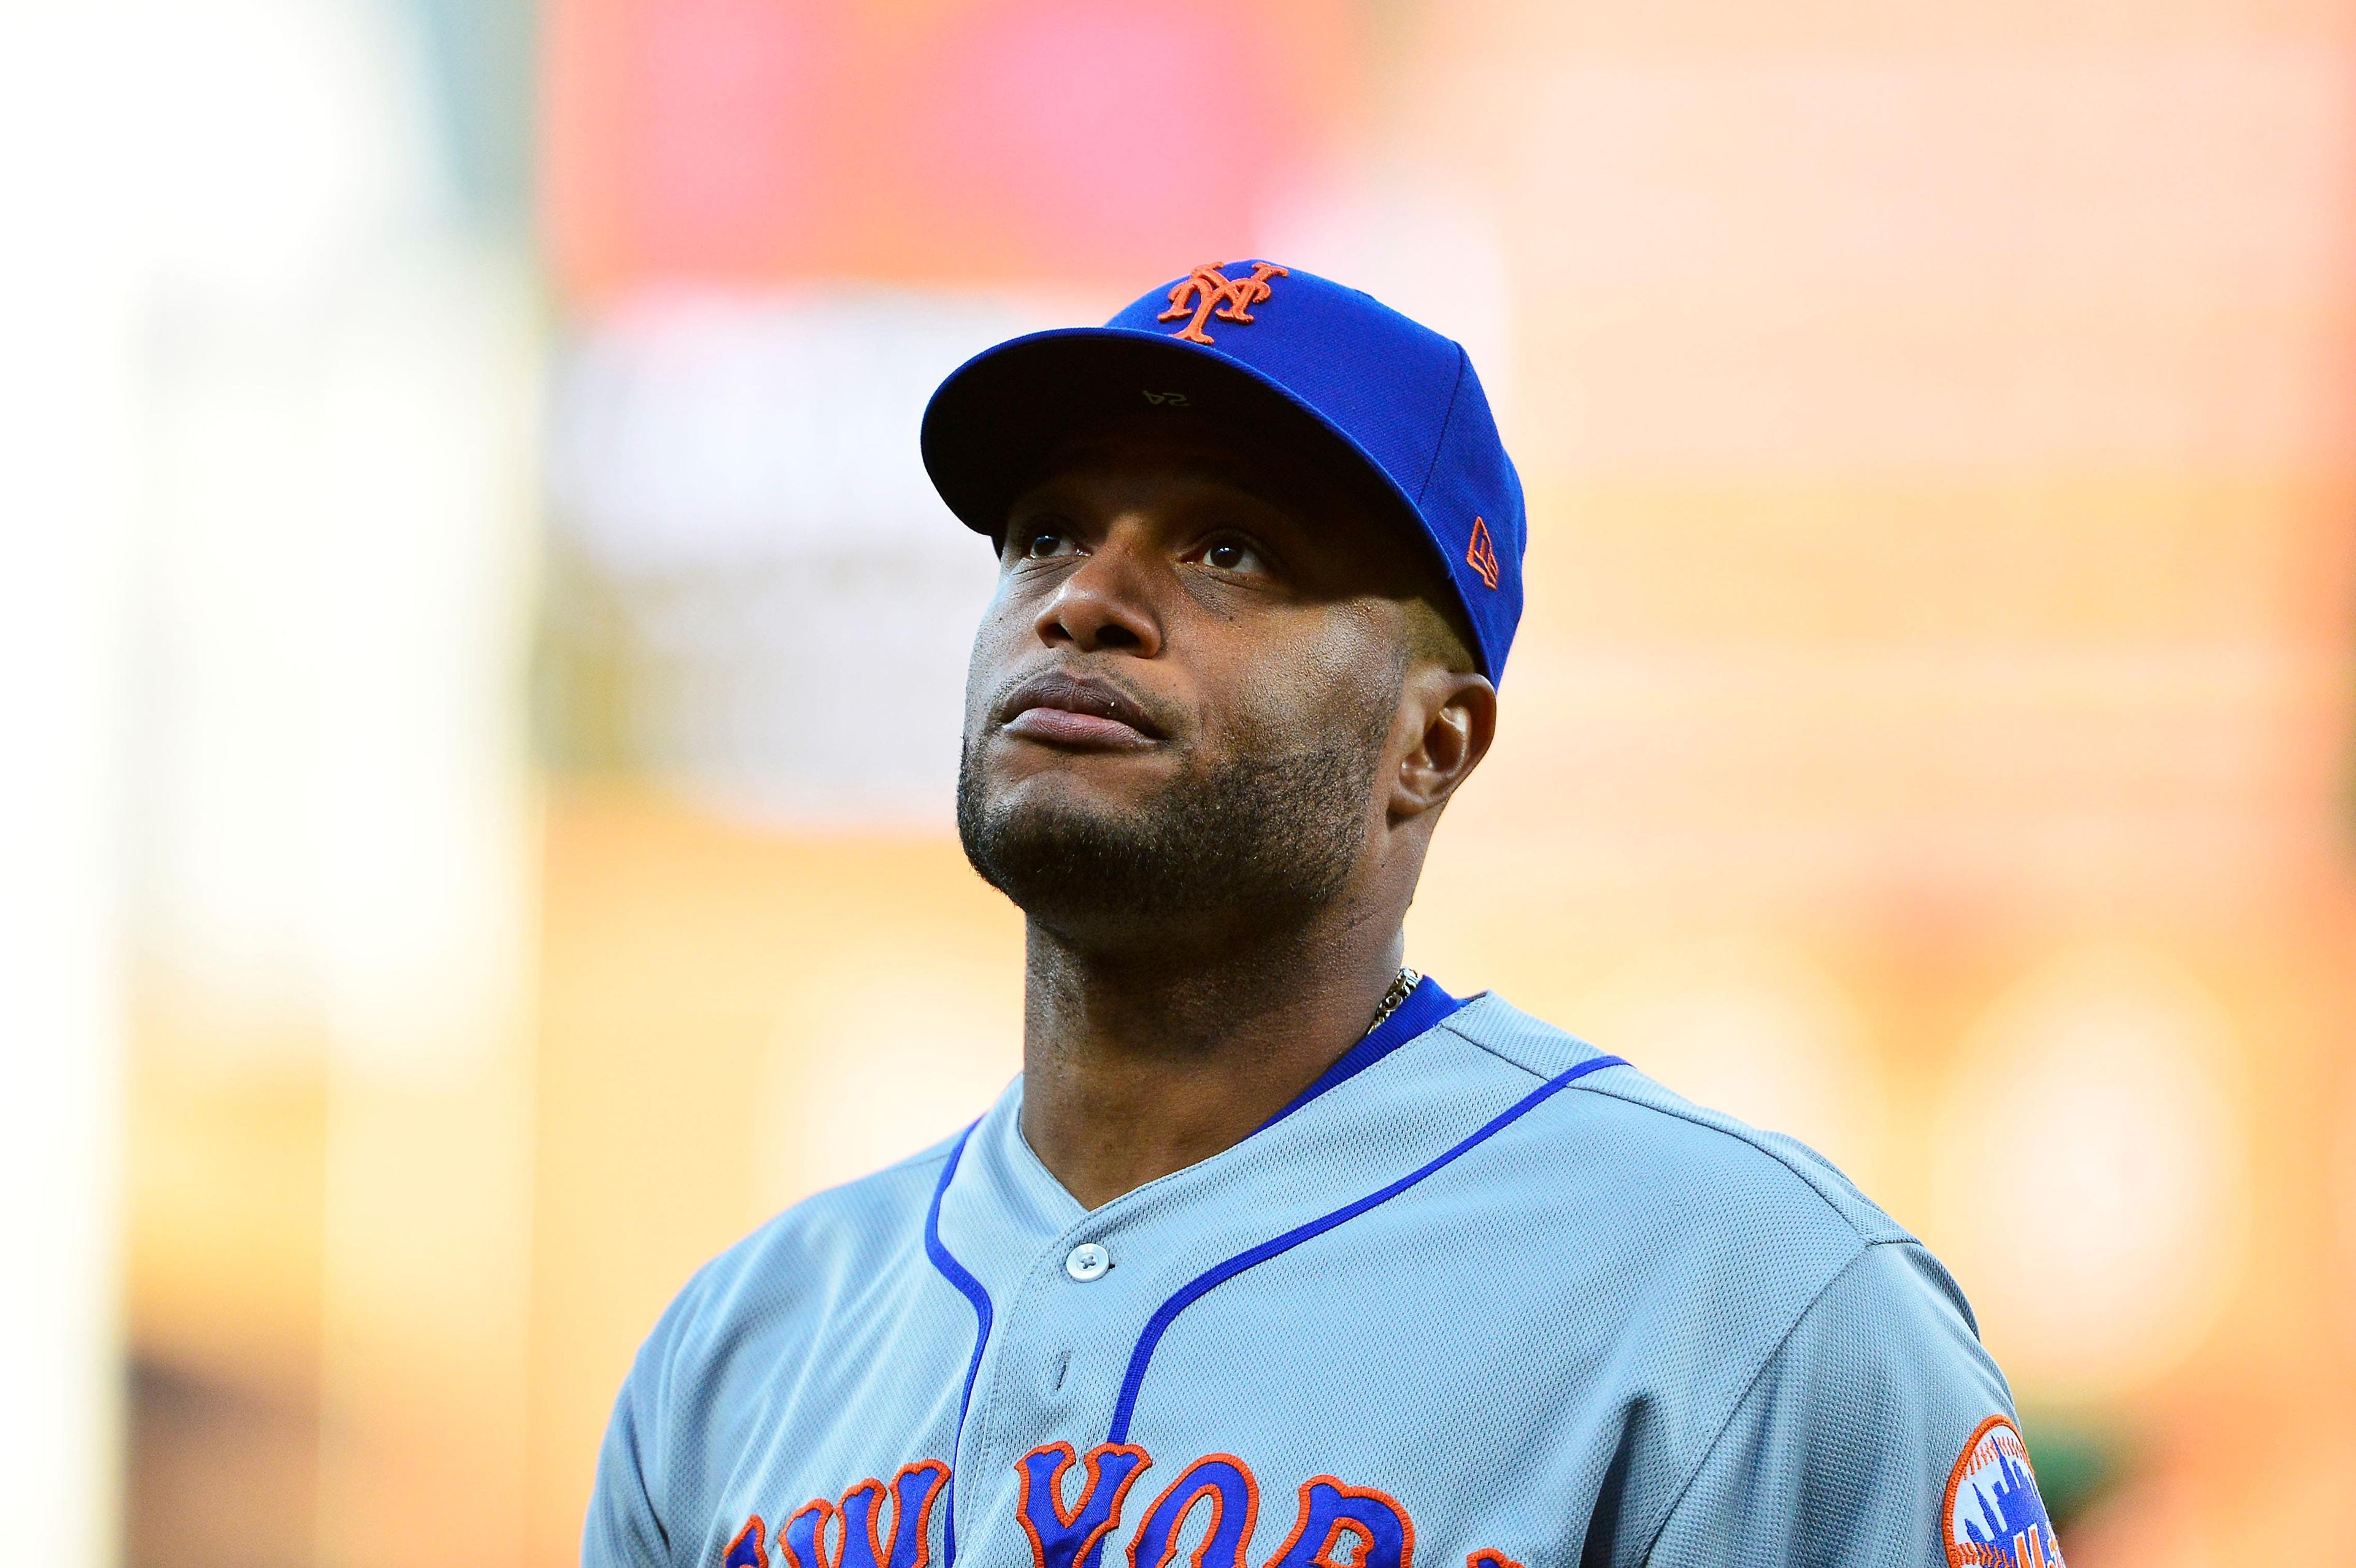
[997,672,1165,750]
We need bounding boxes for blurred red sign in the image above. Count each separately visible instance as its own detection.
[542,0,1357,304]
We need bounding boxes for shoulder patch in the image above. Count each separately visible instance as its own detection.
[1942,1415,2065,1567]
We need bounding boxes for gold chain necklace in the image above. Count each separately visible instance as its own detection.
[1365,966,1422,1036]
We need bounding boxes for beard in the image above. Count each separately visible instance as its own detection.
[956,710,1391,944]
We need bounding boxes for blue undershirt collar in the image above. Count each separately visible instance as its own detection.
[1254,975,1469,1133]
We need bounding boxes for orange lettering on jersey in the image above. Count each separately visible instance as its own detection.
[1018,1441,1154,1568]
[781,1498,838,1568]
[776,1462,949,1568]
[725,1515,769,1568]
[1126,1453,1263,1568]
[1263,1477,1415,1568]
[839,1460,949,1568]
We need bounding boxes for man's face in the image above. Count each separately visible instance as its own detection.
[955,418,1435,945]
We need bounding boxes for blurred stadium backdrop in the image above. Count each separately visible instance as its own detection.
[5,1,2355,1564]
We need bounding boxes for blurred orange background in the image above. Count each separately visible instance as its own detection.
[10,1,2353,1564]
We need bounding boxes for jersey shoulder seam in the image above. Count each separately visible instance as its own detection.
[1636,1235,1904,1558]
[1585,1074,1892,1240]
[1435,1013,1554,1084]
[1447,1018,1898,1245]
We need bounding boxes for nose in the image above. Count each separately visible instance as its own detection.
[1034,535,1163,657]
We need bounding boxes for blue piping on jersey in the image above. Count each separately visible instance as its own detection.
[1255,977,1470,1133]
[1104,1050,1630,1446]
[923,1120,994,1568]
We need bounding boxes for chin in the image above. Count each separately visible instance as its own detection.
[957,756,1175,920]
[955,721,1370,942]
[990,756,1157,811]
[958,796,1134,925]
[962,771,1155,865]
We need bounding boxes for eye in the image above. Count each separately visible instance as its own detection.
[1013,524,1080,562]
[1196,536,1271,575]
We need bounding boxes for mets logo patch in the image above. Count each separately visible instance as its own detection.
[1159,261,1288,345]
[1942,1415,2065,1568]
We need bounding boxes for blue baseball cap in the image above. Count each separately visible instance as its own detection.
[920,261,1526,683]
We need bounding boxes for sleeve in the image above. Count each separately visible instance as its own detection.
[1642,1240,2062,1568]
[584,1269,712,1568]
[584,1359,671,1568]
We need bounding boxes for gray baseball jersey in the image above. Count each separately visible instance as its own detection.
[585,982,2065,1568]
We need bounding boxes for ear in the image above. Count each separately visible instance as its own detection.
[1387,666,1497,826]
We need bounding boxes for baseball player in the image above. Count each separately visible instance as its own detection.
[586,263,2063,1568]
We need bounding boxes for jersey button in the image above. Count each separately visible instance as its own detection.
[1064,1242,1111,1282]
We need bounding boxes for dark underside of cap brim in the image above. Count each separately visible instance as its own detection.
[922,327,1433,556]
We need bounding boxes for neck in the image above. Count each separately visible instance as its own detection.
[1017,898,1407,1210]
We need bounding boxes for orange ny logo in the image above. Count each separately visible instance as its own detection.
[1158,261,1290,345]
[1465,516,1501,590]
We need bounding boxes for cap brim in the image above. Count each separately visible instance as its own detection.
[921,326,1430,556]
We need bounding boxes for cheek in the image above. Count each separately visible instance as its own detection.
[1206,612,1395,750]
[963,594,1025,723]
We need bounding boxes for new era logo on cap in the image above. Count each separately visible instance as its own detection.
[1465,517,1501,591]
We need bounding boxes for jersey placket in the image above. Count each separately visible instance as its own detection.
[926,1004,1567,1566]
